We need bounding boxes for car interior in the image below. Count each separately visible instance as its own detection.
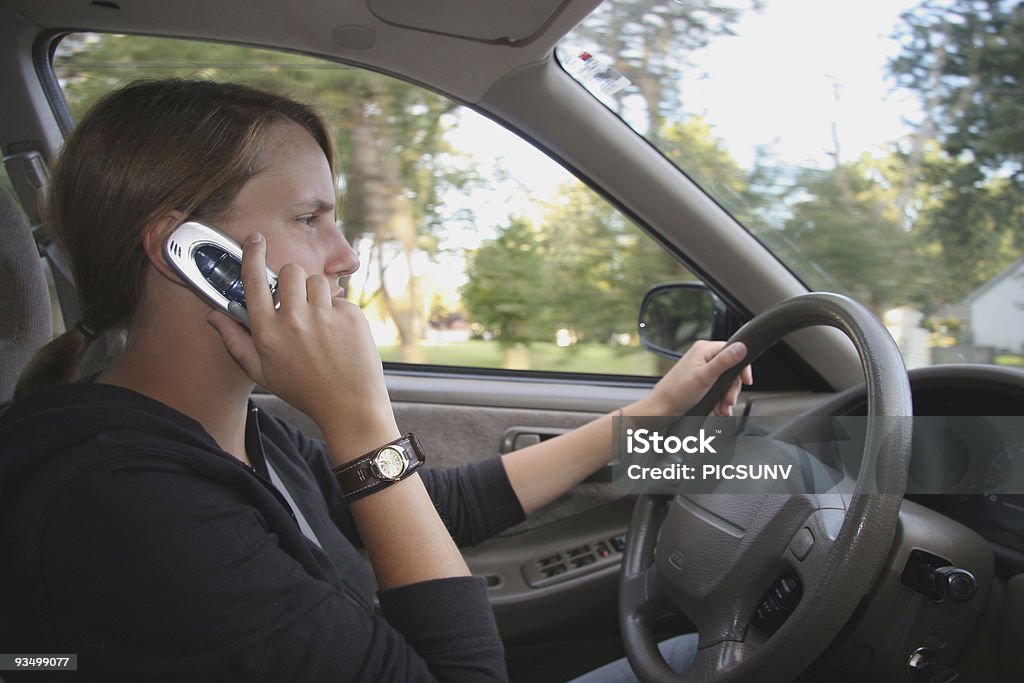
[1,1,1023,681]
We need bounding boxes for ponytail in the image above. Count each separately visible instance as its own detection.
[12,326,91,401]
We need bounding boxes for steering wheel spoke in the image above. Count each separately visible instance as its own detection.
[620,494,674,613]
[621,561,673,619]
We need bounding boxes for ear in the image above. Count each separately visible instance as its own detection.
[142,212,186,284]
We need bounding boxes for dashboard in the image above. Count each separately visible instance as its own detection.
[826,364,1024,575]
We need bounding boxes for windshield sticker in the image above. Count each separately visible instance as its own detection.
[563,51,631,96]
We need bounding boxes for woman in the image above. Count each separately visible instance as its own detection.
[0,79,750,681]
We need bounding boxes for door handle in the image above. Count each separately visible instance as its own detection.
[499,426,570,453]
[499,426,612,482]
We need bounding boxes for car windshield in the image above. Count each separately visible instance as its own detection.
[559,0,1024,369]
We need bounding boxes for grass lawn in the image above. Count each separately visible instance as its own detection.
[378,340,662,376]
[381,342,1024,375]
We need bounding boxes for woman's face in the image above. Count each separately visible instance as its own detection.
[216,121,358,294]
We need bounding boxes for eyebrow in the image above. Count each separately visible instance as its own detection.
[292,198,335,213]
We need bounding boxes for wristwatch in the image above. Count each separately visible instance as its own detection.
[333,433,426,501]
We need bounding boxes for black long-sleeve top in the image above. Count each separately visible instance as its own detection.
[0,382,525,681]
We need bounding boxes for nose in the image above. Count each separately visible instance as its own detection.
[324,228,360,279]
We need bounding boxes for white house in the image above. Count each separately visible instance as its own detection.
[965,256,1024,353]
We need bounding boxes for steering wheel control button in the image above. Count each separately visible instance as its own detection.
[900,549,977,602]
[789,527,814,561]
[751,575,802,634]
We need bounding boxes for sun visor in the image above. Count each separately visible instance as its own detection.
[366,0,573,44]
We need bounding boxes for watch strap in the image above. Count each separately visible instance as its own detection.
[333,433,425,501]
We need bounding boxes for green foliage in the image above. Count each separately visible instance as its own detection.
[54,34,471,246]
[890,0,1024,297]
[659,117,754,221]
[541,187,638,342]
[891,0,1024,179]
[777,163,922,313]
[738,0,1023,315]
[464,184,692,347]
[462,218,549,348]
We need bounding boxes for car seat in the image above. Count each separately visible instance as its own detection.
[0,184,51,406]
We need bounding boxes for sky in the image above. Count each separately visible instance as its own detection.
[675,0,923,169]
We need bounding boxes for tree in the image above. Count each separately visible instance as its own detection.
[337,74,467,362]
[778,161,924,314]
[463,182,697,357]
[659,116,753,221]
[460,113,747,361]
[462,218,549,360]
[892,0,1024,182]
[890,0,1024,294]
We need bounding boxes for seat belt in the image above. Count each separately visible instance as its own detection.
[3,149,81,329]
[263,456,325,551]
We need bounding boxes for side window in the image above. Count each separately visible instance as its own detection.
[53,34,697,376]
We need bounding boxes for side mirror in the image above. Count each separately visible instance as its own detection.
[638,282,725,360]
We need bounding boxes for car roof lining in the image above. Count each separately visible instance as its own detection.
[1,0,603,104]
[366,0,575,45]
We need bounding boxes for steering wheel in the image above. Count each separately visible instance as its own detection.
[619,292,913,683]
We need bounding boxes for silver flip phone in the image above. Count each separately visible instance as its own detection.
[163,221,279,329]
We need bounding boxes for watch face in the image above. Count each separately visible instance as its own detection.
[373,446,408,480]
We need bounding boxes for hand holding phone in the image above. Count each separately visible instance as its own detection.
[204,232,399,455]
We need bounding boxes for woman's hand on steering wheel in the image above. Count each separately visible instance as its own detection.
[637,341,753,418]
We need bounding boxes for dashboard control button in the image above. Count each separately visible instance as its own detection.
[751,575,802,633]
[930,566,977,602]
[901,549,977,602]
